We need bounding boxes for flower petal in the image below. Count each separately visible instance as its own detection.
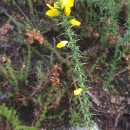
[60,0,74,16]
[61,0,74,8]
[46,9,60,17]
[46,4,54,9]
[74,88,83,96]
[54,2,59,8]
[64,6,71,16]
[69,19,81,26]
[56,41,68,48]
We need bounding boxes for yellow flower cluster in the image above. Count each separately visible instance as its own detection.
[46,0,74,17]
[45,0,81,49]
[46,1,83,97]
[46,0,81,27]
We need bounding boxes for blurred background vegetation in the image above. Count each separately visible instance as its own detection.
[0,0,130,129]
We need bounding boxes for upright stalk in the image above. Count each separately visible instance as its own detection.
[61,16,92,128]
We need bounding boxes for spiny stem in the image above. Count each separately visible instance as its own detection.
[61,16,92,127]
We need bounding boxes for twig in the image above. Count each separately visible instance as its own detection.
[0,6,18,26]
[112,106,125,130]
[86,90,101,106]
[13,1,30,23]
[113,68,129,78]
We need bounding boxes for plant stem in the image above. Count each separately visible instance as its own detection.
[61,16,92,128]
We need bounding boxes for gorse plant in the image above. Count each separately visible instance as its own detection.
[0,45,31,92]
[74,0,130,92]
[1,0,130,129]
[75,0,121,45]
[46,0,92,128]
[0,60,19,91]
[0,104,36,130]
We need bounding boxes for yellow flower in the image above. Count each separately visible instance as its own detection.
[46,4,60,17]
[60,0,74,16]
[56,41,68,48]
[69,19,81,26]
[63,6,71,16]
[61,0,74,8]
[46,0,74,17]
[74,88,83,96]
